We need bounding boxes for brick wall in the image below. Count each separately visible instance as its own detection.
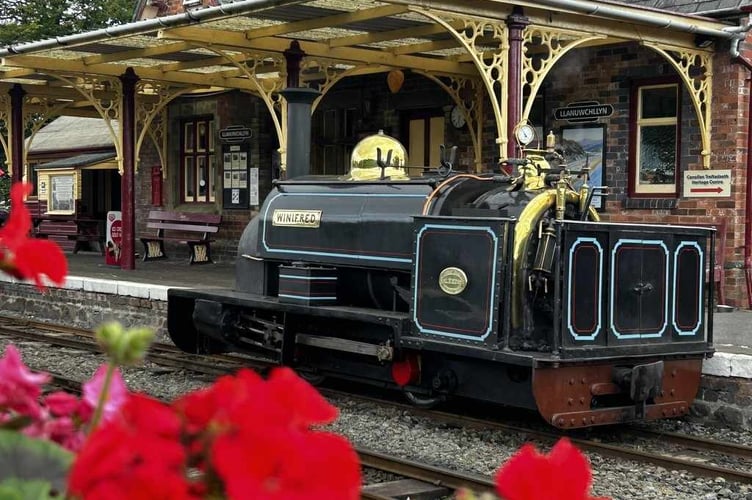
[540,41,749,307]
[133,91,274,262]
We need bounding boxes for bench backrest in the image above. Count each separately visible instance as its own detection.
[146,211,221,237]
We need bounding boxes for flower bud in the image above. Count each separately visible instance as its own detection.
[95,322,154,366]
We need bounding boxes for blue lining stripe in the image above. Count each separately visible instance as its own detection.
[278,294,337,301]
[672,241,704,336]
[567,237,603,341]
[261,191,423,263]
[279,274,337,281]
[609,239,669,339]
[412,223,498,341]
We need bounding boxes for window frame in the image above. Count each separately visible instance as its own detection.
[628,78,681,198]
[180,116,216,204]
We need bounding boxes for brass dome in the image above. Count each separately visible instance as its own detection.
[348,130,409,180]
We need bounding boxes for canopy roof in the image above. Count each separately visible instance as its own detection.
[28,116,117,153]
[34,151,117,170]
[0,0,736,116]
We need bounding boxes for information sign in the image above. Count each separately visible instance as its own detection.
[682,170,731,198]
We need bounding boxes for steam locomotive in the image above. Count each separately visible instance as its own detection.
[168,90,715,428]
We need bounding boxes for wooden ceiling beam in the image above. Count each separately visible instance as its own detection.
[328,22,459,48]
[83,41,193,65]
[1,55,258,90]
[244,4,409,39]
[390,38,460,55]
[160,27,477,76]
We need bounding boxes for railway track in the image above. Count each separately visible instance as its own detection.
[2,315,751,495]
[0,315,260,376]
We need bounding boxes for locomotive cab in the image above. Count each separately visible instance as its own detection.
[168,112,714,429]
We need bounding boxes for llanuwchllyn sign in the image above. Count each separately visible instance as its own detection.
[554,101,614,123]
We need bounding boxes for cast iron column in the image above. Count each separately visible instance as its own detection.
[9,84,25,185]
[120,68,139,270]
[280,88,321,179]
[506,8,529,159]
[283,40,306,88]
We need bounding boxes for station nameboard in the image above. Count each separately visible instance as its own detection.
[554,101,613,123]
[219,125,253,143]
[682,169,731,198]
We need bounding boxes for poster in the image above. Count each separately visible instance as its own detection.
[561,124,606,210]
[50,174,75,212]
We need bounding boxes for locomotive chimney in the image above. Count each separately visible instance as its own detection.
[280,87,320,179]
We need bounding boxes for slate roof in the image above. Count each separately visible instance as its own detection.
[616,0,751,16]
[27,116,118,153]
[34,151,116,170]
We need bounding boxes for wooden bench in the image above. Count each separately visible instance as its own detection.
[140,210,222,264]
[35,218,104,254]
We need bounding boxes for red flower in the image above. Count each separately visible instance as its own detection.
[212,427,360,500]
[0,182,67,290]
[68,394,193,500]
[173,367,361,499]
[494,438,610,500]
[70,368,361,499]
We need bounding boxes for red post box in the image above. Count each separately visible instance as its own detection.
[151,165,163,206]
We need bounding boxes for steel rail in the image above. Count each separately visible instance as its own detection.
[0,318,255,376]
[624,426,752,460]
[321,389,752,485]
[358,448,495,499]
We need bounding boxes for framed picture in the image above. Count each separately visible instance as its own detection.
[561,124,606,210]
[49,174,76,214]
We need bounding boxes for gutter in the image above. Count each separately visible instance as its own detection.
[728,13,752,308]
[0,0,305,58]
[512,0,740,39]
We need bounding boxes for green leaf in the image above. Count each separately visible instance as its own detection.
[0,430,74,496]
[0,478,56,500]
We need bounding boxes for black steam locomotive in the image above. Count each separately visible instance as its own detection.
[168,90,714,428]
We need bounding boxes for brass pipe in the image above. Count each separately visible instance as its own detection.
[511,190,600,329]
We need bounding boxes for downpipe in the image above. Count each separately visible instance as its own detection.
[730,20,752,308]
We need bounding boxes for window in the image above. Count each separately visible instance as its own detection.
[181,117,215,203]
[629,83,680,197]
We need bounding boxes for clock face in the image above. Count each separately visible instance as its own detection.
[450,105,466,129]
[515,124,536,146]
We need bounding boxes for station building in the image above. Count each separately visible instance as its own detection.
[0,0,750,307]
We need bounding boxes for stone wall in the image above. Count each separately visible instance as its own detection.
[694,375,752,430]
[0,281,169,341]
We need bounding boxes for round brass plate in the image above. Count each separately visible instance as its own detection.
[438,267,468,295]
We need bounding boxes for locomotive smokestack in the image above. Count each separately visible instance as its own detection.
[280,87,320,179]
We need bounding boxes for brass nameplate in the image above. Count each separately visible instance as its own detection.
[439,267,468,295]
[272,209,322,228]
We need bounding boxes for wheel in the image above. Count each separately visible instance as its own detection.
[297,368,326,386]
[404,390,445,409]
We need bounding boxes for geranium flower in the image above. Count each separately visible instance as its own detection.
[494,438,609,500]
[0,182,67,290]
[82,364,128,423]
[68,394,193,500]
[173,367,361,499]
[0,344,50,418]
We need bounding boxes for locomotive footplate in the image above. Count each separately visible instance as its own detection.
[531,359,703,428]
